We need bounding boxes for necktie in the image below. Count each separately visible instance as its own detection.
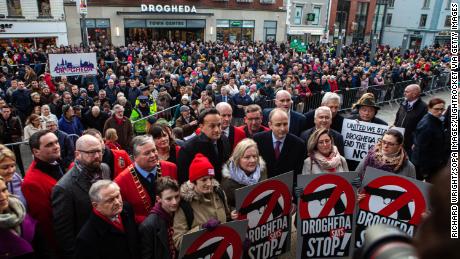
[223,96,227,102]
[147,173,155,183]
[213,143,219,157]
[274,141,281,160]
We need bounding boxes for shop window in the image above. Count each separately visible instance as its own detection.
[82,19,111,45]
[260,0,275,4]
[37,0,52,17]
[386,13,392,25]
[444,15,451,27]
[388,0,395,8]
[216,20,254,42]
[264,20,277,42]
[312,6,321,25]
[7,0,22,17]
[422,0,430,9]
[419,14,427,27]
[294,6,303,25]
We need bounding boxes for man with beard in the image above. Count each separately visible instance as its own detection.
[52,135,111,259]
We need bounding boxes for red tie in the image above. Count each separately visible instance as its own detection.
[274,141,281,160]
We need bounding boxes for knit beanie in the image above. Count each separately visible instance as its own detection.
[189,153,215,182]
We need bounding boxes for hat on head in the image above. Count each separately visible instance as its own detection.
[80,88,87,94]
[140,85,149,92]
[189,153,215,182]
[138,95,148,102]
[180,105,190,112]
[353,93,380,110]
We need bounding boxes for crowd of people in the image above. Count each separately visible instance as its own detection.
[0,40,453,258]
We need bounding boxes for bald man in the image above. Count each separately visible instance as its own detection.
[216,102,246,149]
[394,84,428,156]
[52,135,111,259]
[254,108,306,180]
[262,90,307,137]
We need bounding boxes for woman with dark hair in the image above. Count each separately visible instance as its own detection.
[302,128,348,175]
[356,129,416,179]
[412,98,448,182]
[148,125,180,165]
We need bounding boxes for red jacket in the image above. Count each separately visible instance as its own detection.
[111,149,133,179]
[237,125,269,138]
[115,161,177,224]
[21,160,58,249]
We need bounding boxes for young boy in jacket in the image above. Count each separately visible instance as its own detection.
[139,177,180,259]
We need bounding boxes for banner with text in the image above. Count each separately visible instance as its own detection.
[179,220,248,259]
[49,53,97,77]
[341,119,405,161]
[235,172,294,259]
[296,172,359,259]
[354,167,431,249]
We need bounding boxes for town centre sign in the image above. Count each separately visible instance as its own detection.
[140,4,197,13]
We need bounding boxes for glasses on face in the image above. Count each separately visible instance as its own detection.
[78,149,104,156]
[381,140,398,147]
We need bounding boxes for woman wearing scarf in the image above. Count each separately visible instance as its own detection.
[221,138,267,209]
[0,176,37,258]
[356,129,416,179]
[302,128,348,175]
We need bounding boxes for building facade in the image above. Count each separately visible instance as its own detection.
[64,0,287,46]
[285,0,331,43]
[381,0,452,49]
[328,0,377,44]
[0,0,68,46]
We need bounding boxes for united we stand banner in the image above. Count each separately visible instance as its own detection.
[234,171,294,259]
[179,220,248,259]
[49,53,97,77]
[296,172,359,259]
[354,167,431,248]
[341,119,405,161]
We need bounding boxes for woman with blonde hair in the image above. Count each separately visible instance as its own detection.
[23,114,42,141]
[221,138,267,208]
[0,145,26,206]
[0,176,37,257]
[302,128,348,175]
[104,128,122,150]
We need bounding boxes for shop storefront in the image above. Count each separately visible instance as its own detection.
[124,19,205,43]
[0,21,67,47]
[82,19,112,45]
[216,20,255,42]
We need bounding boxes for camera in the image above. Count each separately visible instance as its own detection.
[357,224,418,259]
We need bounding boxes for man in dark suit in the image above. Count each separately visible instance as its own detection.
[214,87,234,106]
[394,84,427,157]
[177,108,231,184]
[52,135,111,259]
[262,90,307,137]
[304,92,345,133]
[216,102,246,149]
[300,106,345,156]
[254,108,306,181]
[75,180,139,259]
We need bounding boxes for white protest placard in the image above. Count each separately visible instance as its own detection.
[341,119,404,161]
[49,53,97,77]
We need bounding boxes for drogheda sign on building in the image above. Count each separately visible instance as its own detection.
[140,4,197,13]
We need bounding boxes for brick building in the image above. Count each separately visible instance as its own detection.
[64,0,287,46]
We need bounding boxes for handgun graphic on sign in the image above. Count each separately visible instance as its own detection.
[364,186,411,221]
[183,240,231,259]
[301,187,346,215]
[239,193,283,218]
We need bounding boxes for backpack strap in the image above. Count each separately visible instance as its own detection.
[214,187,230,218]
[179,200,194,230]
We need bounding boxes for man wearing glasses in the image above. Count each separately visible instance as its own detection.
[52,134,111,259]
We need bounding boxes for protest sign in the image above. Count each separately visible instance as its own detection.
[179,220,248,259]
[235,172,294,259]
[341,119,405,161]
[297,172,359,259]
[49,53,97,77]
[354,167,431,248]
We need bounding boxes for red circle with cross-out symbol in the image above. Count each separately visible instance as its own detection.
[184,225,242,259]
[299,174,356,219]
[238,180,292,225]
[360,175,426,225]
